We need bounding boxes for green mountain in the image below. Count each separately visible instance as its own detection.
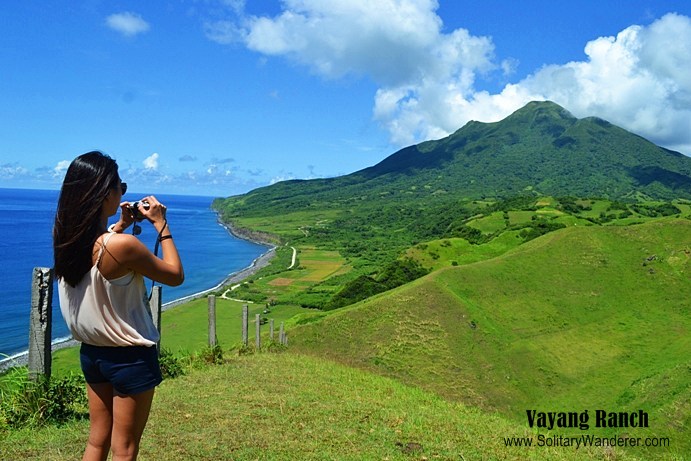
[361,100,691,199]
[219,101,691,217]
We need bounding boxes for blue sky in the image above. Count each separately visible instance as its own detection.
[2,1,691,197]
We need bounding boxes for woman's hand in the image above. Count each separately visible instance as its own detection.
[108,201,137,233]
[139,196,167,231]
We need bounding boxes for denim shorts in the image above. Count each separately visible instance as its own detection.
[80,343,163,395]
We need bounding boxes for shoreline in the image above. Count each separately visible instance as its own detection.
[164,214,277,309]
[0,214,277,373]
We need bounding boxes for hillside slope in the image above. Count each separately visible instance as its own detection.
[288,219,690,458]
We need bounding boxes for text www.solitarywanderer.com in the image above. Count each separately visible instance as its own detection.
[502,409,672,452]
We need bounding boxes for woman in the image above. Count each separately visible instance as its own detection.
[53,151,184,461]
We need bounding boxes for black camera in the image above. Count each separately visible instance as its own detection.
[128,200,150,220]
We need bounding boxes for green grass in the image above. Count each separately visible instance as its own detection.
[226,246,352,309]
[160,298,307,353]
[1,353,639,461]
[404,198,691,273]
[257,247,349,292]
[508,210,537,225]
[467,211,507,233]
[232,210,344,241]
[404,231,525,270]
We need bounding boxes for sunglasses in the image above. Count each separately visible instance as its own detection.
[120,182,128,195]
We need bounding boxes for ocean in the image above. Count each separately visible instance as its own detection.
[0,188,269,359]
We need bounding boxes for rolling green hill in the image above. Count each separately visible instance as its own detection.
[286,219,690,459]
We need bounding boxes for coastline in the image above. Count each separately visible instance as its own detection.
[160,214,277,310]
[0,214,277,373]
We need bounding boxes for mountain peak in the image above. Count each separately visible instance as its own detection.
[503,100,577,129]
[357,100,691,199]
[519,100,573,115]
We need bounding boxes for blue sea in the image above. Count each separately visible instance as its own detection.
[0,188,268,359]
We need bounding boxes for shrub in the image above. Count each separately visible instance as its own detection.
[0,372,88,429]
[236,344,255,356]
[326,275,382,310]
[519,220,566,241]
[197,344,224,365]
[631,203,681,217]
[326,259,429,309]
[44,374,88,424]
[159,348,186,379]
[267,341,288,353]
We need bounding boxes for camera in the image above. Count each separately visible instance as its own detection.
[128,200,150,220]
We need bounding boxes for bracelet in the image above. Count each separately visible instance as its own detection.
[158,235,173,241]
[108,223,118,233]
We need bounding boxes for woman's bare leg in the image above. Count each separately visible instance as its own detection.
[83,383,114,461]
[110,388,156,461]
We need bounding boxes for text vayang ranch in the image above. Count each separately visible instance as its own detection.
[527,410,649,431]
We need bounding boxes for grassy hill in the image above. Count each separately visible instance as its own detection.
[285,219,690,459]
[2,354,640,461]
[216,195,690,310]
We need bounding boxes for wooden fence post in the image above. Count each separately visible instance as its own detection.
[255,314,261,351]
[208,295,217,347]
[269,319,275,342]
[279,322,285,346]
[28,267,53,381]
[242,304,249,347]
[150,286,162,352]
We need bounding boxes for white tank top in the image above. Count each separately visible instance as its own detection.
[58,233,160,347]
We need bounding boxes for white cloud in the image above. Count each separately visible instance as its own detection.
[54,160,70,177]
[0,163,29,179]
[106,12,150,38]
[501,58,518,77]
[371,12,691,151]
[221,0,246,15]
[143,152,159,170]
[209,0,493,86]
[492,13,691,154]
[204,20,245,44]
[212,2,691,155]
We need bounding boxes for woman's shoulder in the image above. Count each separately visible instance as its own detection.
[102,232,148,256]
[100,231,138,245]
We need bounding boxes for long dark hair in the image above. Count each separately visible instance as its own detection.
[53,151,120,287]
